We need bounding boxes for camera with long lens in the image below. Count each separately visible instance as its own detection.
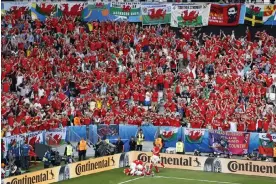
[50,149,62,166]
[95,141,116,157]
[194,149,201,156]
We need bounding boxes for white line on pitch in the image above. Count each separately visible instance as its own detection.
[155,176,242,184]
[117,177,144,184]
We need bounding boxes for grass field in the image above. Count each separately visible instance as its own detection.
[58,168,276,184]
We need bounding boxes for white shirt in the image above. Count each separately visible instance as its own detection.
[145,92,151,101]
[16,75,23,86]
[38,88,45,98]
[90,101,96,111]
[20,87,27,97]
[230,122,237,132]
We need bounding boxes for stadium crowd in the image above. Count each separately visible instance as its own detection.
[1,11,276,138]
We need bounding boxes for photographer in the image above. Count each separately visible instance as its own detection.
[43,150,52,169]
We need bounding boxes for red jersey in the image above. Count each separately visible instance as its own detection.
[133,160,143,165]
[152,146,161,156]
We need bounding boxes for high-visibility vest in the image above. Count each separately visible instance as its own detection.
[105,139,109,144]
[74,117,81,126]
[66,145,73,156]
[79,140,87,151]
[155,138,162,147]
[137,134,144,145]
[176,142,184,153]
[273,147,276,157]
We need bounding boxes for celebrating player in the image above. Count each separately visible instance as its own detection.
[150,143,165,173]
[124,160,152,176]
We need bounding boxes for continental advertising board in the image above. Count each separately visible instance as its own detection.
[69,153,129,178]
[2,153,130,184]
[131,152,276,178]
[3,166,61,184]
[3,151,275,183]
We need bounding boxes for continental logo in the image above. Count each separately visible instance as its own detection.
[137,153,201,167]
[6,170,55,184]
[75,157,115,175]
[228,161,276,174]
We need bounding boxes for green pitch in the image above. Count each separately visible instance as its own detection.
[58,168,275,184]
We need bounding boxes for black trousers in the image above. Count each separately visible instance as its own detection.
[136,145,142,151]
[79,150,86,161]
[274,157,276,162]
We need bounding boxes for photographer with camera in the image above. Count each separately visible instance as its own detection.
[43,150,52,169]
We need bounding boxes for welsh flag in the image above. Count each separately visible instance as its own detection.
[171,4,210,28]
[244,4,264,26]
[258,133,276,157]
[86,2,108,10]
[185,129,205,144]
[45,128,67,146]
[159,127,179,141]
[141,4,172,25]
[26,131,44,147]
[31,3,58,21]
[58,3,85,17]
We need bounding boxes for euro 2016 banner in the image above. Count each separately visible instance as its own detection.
[258,133,276,157]
[141,4,172,25]
[208,4,241,26]
[209,130,250,155]
[170,4,210,28]
[45,128,67,146]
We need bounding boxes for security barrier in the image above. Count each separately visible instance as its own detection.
[2,126,276,159]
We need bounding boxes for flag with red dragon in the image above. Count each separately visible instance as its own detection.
[171,4,210,28]
[141,4,172,25]
[45,128,67,146]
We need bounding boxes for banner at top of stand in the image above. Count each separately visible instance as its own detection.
[208,4,242,26]
[110,2,141,17]
[171,3,210,28]
[141,3,172,25]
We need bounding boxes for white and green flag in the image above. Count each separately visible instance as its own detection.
[171,3,210,28]
[141,3,172,25]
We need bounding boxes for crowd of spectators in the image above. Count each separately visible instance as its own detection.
[1,10,276,138]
